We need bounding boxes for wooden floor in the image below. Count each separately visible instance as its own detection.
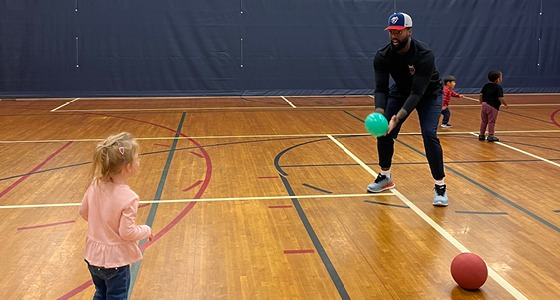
[0,94,559,299]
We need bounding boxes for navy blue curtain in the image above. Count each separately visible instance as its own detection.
[0,0,558,97]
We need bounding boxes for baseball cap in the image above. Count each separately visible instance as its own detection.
[385,12,412,30]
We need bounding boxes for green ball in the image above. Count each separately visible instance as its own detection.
[365,112,388,136]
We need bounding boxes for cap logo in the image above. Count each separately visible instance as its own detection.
[390,16,399,24]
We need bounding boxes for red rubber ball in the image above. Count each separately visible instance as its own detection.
[450,253,488,290]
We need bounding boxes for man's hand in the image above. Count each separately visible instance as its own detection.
[387,115,400,134]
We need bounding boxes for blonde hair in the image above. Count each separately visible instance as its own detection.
[91,132,139,182]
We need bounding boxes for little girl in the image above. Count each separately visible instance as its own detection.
[80,132,152,299]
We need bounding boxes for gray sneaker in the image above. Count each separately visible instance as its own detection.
[432,184,448,206]
[367,174,395,193]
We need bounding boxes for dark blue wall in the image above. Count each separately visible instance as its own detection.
[1,0,558,97]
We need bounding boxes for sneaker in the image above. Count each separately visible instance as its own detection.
[367,174,395,193]
[432,184,448,206]
[487,136,499,142]
[441,124,452,128]
[478,135,486,141]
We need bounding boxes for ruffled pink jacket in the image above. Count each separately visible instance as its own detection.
[80,180,151,268]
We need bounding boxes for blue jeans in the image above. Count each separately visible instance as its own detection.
[441,107,451,124]
[377,87,445,180]
[86,260,130,300]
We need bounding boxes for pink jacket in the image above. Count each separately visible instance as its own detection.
[80,181,151,268]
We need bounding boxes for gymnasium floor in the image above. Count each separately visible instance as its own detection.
[0,94,559,299]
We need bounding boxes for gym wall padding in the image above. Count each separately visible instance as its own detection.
[0,0,558,97]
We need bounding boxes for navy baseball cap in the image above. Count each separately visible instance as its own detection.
[385,12,413,30]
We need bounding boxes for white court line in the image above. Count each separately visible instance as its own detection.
[52,105,373,113]
[0,192,391,209]
[281,96,297,108]
[368,95,375,99]
[451,103,560,107]
[463,96,480,102]
[50,98,80,112]
[1,129,559,144]
[327,134,528,299]
[468,132,560,168]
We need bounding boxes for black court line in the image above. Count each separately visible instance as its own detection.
[343,111,560,234]
[279,176,350,300]
[274,139,350,299]
[364,200,409,209]
[302,183,332,194]
[455,211,508,215]
[395,139,560,233]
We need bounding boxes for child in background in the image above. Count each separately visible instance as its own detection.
[479,70,508,142]
[441,75,463,128]
[80,132,152,299]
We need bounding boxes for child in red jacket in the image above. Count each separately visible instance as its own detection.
[440,75,463,128]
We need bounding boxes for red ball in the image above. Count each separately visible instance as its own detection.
[450,253,488,290]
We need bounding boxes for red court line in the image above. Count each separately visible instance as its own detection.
[182,180,203,192]
[57,280,93,300]
[190,151,203,158]
[0,141,73,200]
[138,203,151,209]
[258,176,279,179]
[17,220,75,231]
[283,249,315,254]
[551,108,560,128]
[269,205,293,209]
[57,114,213,300]
[153,143,170,148]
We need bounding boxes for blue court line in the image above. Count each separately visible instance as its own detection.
[302,183,332,194]
[128,112,186,297]
[280,176,350,300]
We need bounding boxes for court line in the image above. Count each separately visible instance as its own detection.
[467,132,560,168]
[1,129,559,144]
[327,135,528,300]
[17,220,75,231]
[452,103,559,107]
[281,96,297,108]
[462,96,480,102]
[0,193,392,210]
[51,103,557,113]
[50,98,79,112]
[0,141,73,200]
[53,105,374,113]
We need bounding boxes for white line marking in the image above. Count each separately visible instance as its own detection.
[281,96,297,108]
[0,193,391,209]
[1,129,559,144]
[468,132,560,168]
[444,103,560,107]
[52,105,375,112]
[368,95,375,99]
[50,98,79,112]
[463,96,480,102]
[327,134,528,299]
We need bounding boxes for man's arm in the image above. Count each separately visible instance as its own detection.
[395,51,436,121]
[373,52,390,114]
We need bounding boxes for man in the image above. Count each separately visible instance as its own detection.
[367,12,448,206]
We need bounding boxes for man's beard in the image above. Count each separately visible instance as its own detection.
[391,38,407,50]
